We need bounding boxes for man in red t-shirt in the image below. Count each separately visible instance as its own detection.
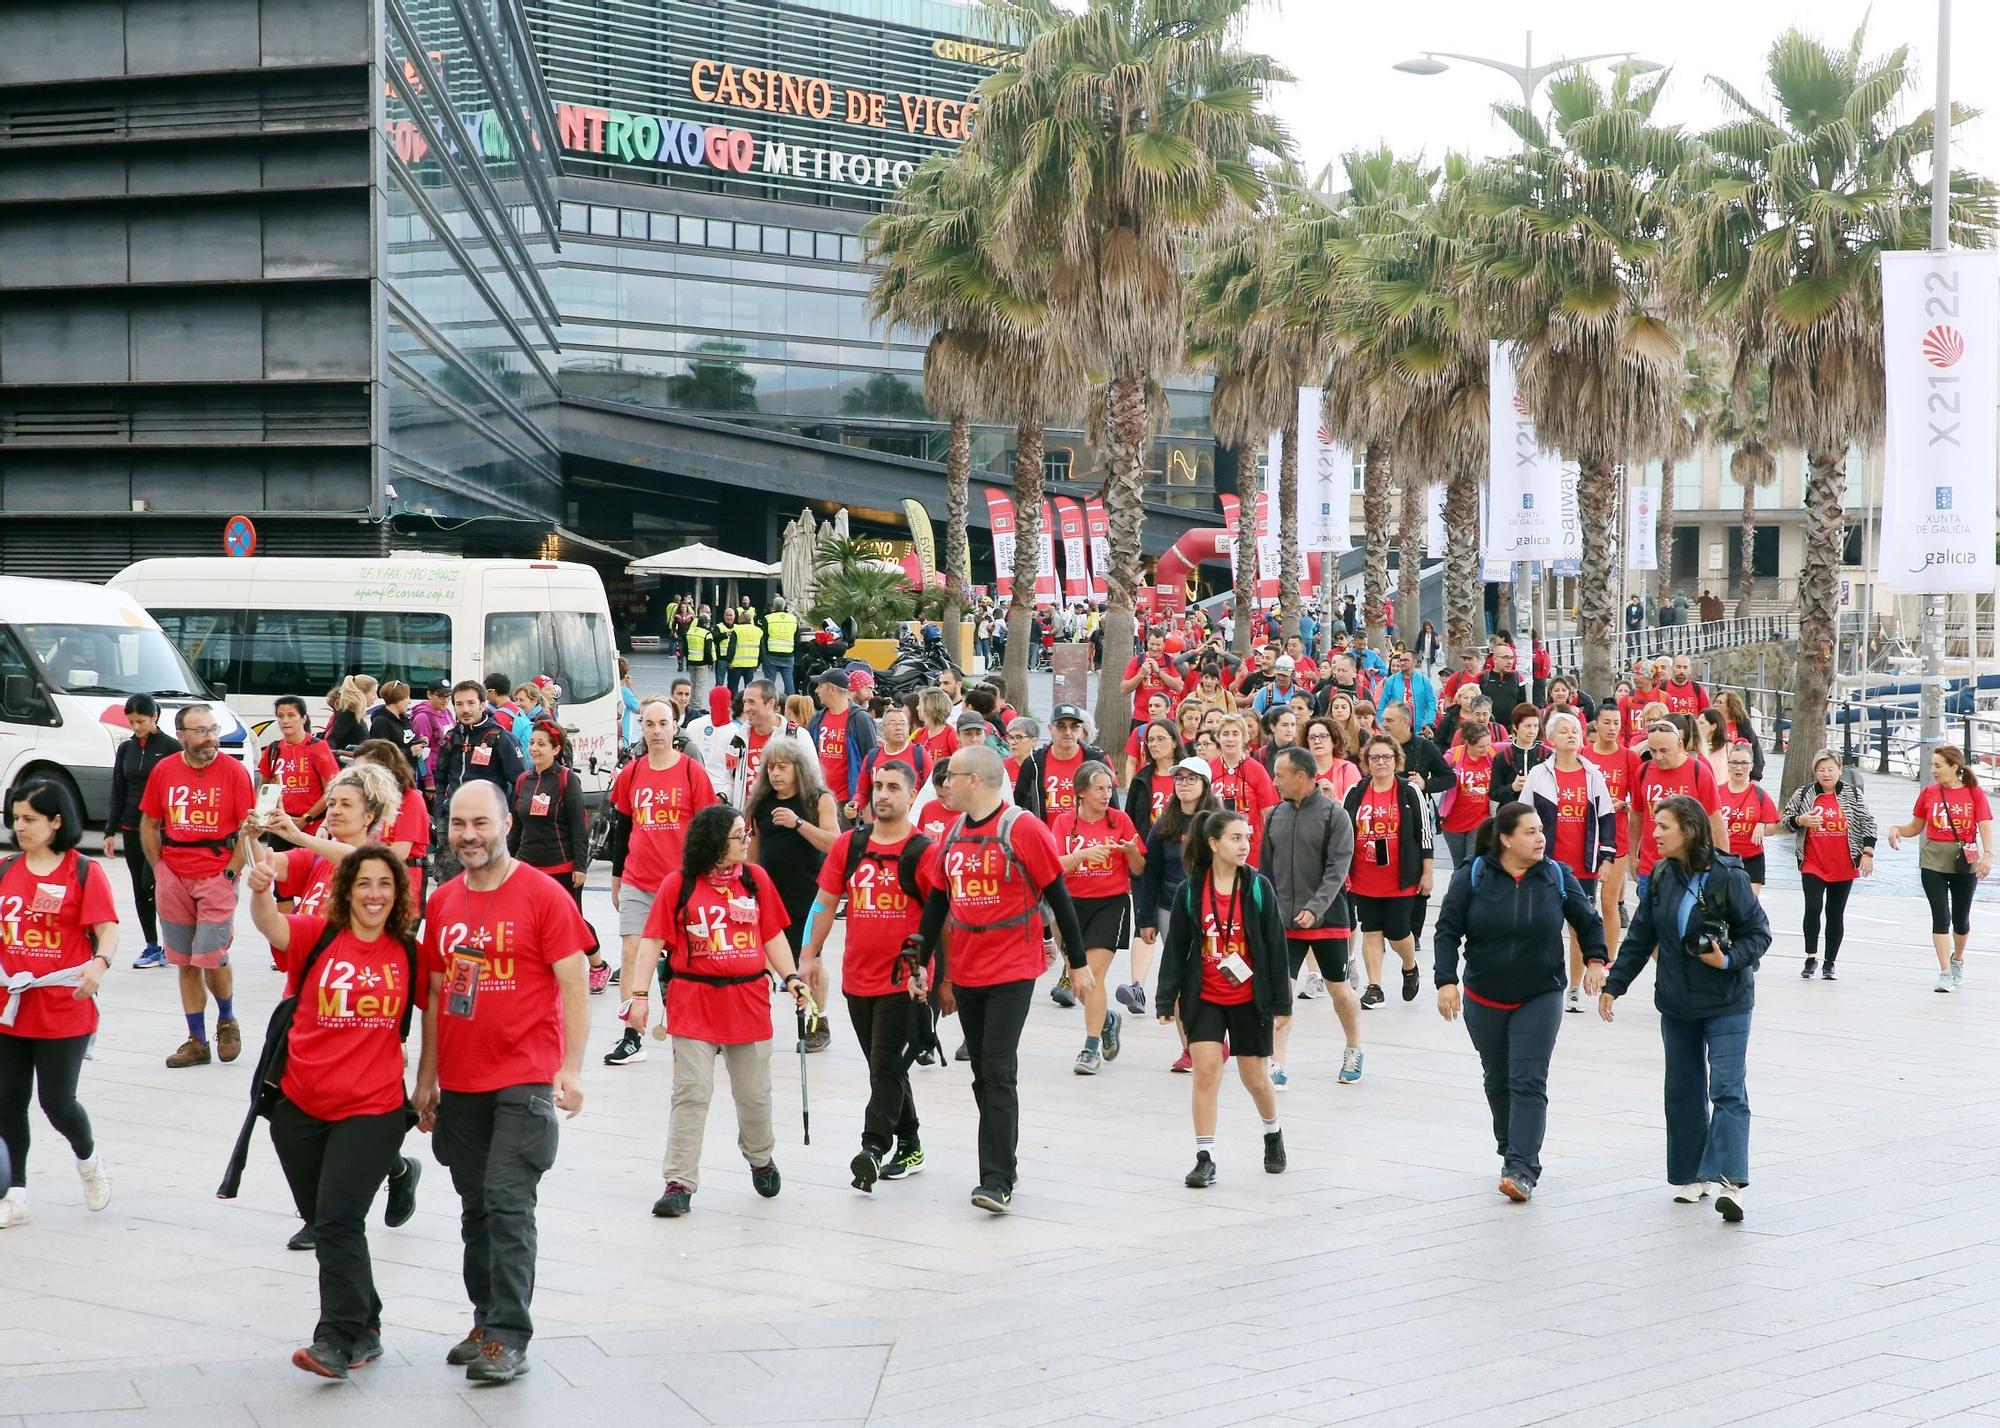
[1658,654,1711,716]
[917,744,1088,1214]
[416,780,591,1383]
[140,703,255,1069]
[258,696,340,843]
[811,669,878,823]
[1121,631,1175,722]
[1628,720,1727,889]
[800,761,937,1189]
[1012,704,1104,822]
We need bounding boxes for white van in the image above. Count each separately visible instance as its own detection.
[0,576,253,831]
[111,556,622,797]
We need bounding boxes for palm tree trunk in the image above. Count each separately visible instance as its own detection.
[1094,370,1147,757]
[1277,414,1301,640]
[942,413,971,639]
[1442,464,1481,658]
[1737,479,1755,618]
[1396,467,1425,643]
[1577,457,1618,700]
[1231,447,1255,658]
[1002,423,1045,709]
[1361,440,1393,649]
[1655,457,1676,609]
[1781,447,1847,801]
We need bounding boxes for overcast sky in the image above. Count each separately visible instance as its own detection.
[1242,0,1996,188]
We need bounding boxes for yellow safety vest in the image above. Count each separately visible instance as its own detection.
[686,625,710,663]
[730,623,764,668]
[764,610,799,654]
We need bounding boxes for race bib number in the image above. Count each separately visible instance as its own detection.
[471,745,493,766]
[29,883,67,915]
[444,955,482,1019]
[530,794,551,817]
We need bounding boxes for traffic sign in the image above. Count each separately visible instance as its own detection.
[224,515,258,558]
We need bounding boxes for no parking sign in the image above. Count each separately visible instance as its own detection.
[224,515,257,558]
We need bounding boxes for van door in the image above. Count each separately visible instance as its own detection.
[0,626,59,799]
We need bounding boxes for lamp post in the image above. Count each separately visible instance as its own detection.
[1918,0,1951,750]
[1394,33,1661,651]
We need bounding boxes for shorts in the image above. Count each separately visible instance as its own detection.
[618,883,658,939]
[1184,998,1274,1058]
[1740,853,1766,885]
[155,862,238,967]
[1287,935,1348,982]
[1074,894,1132,952]
[1351,893,1417,941]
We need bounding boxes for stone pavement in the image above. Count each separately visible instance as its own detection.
[4,813,2000,1427]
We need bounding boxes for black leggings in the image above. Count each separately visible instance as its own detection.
[122,832,159,945]
[1800,874,1853,963]
[0,1033,95,1187]
[1921,868,1977,937]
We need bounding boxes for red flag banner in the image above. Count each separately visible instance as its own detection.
[1084,498,1110,604]
[1052,496,1088,601]
[983,488,1017,600]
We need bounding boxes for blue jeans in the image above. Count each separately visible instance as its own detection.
[1634,872,1649,905]
[1659,1010,1751,1187]
[765,654,795,697]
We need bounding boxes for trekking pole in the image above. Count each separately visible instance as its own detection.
[795,1005,810,1146]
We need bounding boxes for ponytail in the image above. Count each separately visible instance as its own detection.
[1474,801,1537,861]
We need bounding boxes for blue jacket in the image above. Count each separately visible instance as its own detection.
[808,704,878,805]
[1599,853,1769,1019]
[1378,670,1437,731]
[1434,854,1605,1005]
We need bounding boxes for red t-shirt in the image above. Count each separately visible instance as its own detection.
[817,708,854,800]
[1142,775,1175,828]
[1124,655,1173,720]
[278,848,336,919]
[391,787,430,860]
[1316,760,1361,805]
[1443,754,1494,834]
[1801,792,1856,881]
[611,755,717,892]
[912,724,959,768]
[1631,757,1718,876]
[1052,808,1138,899]
[924,809,1066,986]
[862,744,927,790]
[280,914,411,1122]
[1580,742,1639,858]
[141,752,255,878]
[1659,679,1711,716]
[1210,756,1279,866]
[421,864,591,1093]
[1550,764,1593,877]
[1036,749,1086,821]
[1717,784,1778,858]
[1196,876,1255,1006]
[1915,783,1991,845]
[262,736,340,819]
[644,863,789,1044]
[0,850,117,1039]
[1349,783,1410,898]
[914,800,954,843]
[1618,692,1657,743]
[817,831,934,997]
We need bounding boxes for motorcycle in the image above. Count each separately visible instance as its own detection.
[873,630,962,702]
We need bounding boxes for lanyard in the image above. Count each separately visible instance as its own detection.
[1207,875,1241,951]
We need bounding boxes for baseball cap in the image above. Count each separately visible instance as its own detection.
[1171,756,1212,781]
[1275,655,1295,671]
[1050,703,1086,725]
[814,668,850,690]
[426,677,451,695]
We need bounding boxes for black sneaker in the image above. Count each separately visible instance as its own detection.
[1801,957,1818,980]
[1360,984,1385,1009]
[1185,1151,1217,1188]
[881,1142,924,1180]
[914,1048,936,1067]
[609,966,620,984]
[384,1156,420,1228]
[287,1222,316,1252]
[850,1148,881,1193]
[751,1161,782,1198]
[466,1338,530,1384]
[1821,963,1838,982]
[349,1331,384,1367]
[954,1040,971,1062]
[652,1182,692,1217]
[970,1182,1012,1214]
[445,1326,486,1365]
[1263,1130,1286,1174]
[292,1339,351,1379]
[604,1029,648,1066]
[1401,965,1421,1001]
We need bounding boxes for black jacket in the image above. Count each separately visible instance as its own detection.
[326,708,366,757]
[1341,777,1434,892]
[1479,671,1529,726]
[1493,739,1550,798]
[1013,742,1110,820]
[1155,868,1293,1023]
[1397,733,1455,797]
[508,765,589,871]
[1127,766,1169,845]
[1434,855,1604,1005]
[1136,821,1193,928]
[368,706,421,781]
[1596,853,1769,1019]
[437,713,527,799]
[109,729,182,831]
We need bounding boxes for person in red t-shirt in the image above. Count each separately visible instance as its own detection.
[630,805,808,1220]
[262,761,404,967]
[1208,715,1279,869]
[800,761,937,1190]
[1581,704,1641,951]
[140,703,256,1070]
[1522,712,1616,1010]
[1439,725,1498,868]
[913,688,961,774]
[916,744,1088,1213]
[1658,654,1711,717]
[0,780,118,1229]
[1052,762,1144,1075]
[1716,745,1779,896]
[246,843,422,1379]
[258,696,342,845]
[1343,736,1433,1008]
[1780,751,1874,981]
[352,739,433,909]
[1889,745,1995,989]
[1628,720,1726,891]
[1122,631,1176,722]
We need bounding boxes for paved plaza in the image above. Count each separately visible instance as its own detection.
[3,756,1999,1428]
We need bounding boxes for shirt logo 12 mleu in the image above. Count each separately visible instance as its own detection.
[1923,324,1965,369]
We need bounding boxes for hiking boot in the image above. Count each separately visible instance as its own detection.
[1049,973,1076,1008]
[466,1338,530,1383]
[1499,1173,1535,1202]
[651,1183,692,1217]
[804,1021,832,1053]
[292,1339,351,1379]
[850,1148,881,1192]
[604,1029,647,1066]
[287,1222,316,1251]
[165,1037,211,1069]
[750,1161,782,1198]
[446,1326,488,1366]
[1184,1151,1217,1188]
[215,1019,242,1063]
[384,1156,420,1228]
[349,1331,383,1367]
[881,1142,924,1180]
[1099,1010,1122,1062]
[587,961,610,995]
[1263,1130,1287,1174]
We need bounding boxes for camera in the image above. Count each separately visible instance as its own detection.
[1686,911,1732,959]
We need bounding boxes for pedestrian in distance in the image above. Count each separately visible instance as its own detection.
[1580,703,1639,951]
[1262,748,1362,1088]
[1886,744,1990,993]
[745,741,839,1048]
[1715,745,1780,900]
[1433,802,1605,1202]
[257,694,340,849]
[1587,794,1770,1222]
[1050,761,1144,1074]
[1780,750,1874,982]
[1155,809,1290,1187]
[104,693,178,969]
[1520,712,1617,1013]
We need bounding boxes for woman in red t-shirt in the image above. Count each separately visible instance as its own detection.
[635,805,808,1219]
[261,761,404,972]
[1888,744,1994,990]
[352,739,432,908]
[1052,762,1145,1075]
[1716,744,1779,898]
[1581,704,1639,951]
[1343,736,1434,1009]
[1440,725,1498,867]
[1779,751,1875,980]
[0,780,119,1228]
[245,842,420,1379]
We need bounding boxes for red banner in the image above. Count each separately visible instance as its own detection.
[983,488,1017,600]
[1036,501,1060,605]
[1052,496,1088,602]
[1084,497,1110,604]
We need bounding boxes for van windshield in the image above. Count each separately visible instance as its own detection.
[19,623,209,699]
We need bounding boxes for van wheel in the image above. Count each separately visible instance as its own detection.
[3,766,84,847]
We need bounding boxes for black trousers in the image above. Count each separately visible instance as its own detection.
[121,831,159,945]
[953,979,1033,1191]
[1460,990,1562,1183]
[1801,874,1853,963]
[1921,867,1977,936]
[268,1096,406,1351]
[0,1033,94,1187]
[434,1084,559,1351]
[846,992,918,1155]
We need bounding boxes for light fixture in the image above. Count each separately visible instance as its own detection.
[1393,57,1449,75]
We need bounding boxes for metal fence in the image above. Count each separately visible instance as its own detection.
[1537,614,1798,690]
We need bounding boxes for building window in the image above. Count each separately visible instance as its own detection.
[735,224,762,253]
[840,235,863,265]
[649,212,677,243]
[1043,448,1073,483]
[588,205,618,237]
[705,220,732,248]
[679,216,705,246]
[619,209,646,240]
[560,202,587,234]
[790,229,814,259]
[814,232,841,262]
[763,227,789,256]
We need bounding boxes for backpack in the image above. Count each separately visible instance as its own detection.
[0,853,97,954]
[663,868,776,989]
[840,829,934,904]
[258,735,326,785]
[1467,855,1576,900]
[937,807,1039,935]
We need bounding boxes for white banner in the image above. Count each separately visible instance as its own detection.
[1879,250,1999,593]
[1294,387,1353,553]
[1426,482,1447,558]
[1478,478,1512,582]
[1487,342,1581,563]
[1627,482,1658,572]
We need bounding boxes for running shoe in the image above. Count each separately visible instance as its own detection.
[0,1189,28,1228]
[1565,987,1582,1014]
[1801,957,1818,980]
[1672,1183,1711,1203]
[1184,1151,1217,1188]
[1820,964,1837,982]
[1072,1047,1102,1075]
[446,1327,488,1366]
[1936,971,1954,994]
[1263,1130,1287,1174]
[1339,1047,1364,1084]
[1401,965,1420,1002]
[1951,955,1965,987]
[1269,1063,1288,1092]
[76,1154,111,1213]
[1360,984,1385,1009]
[652,1182,692,1217]
[1050,972,1076,1008]
[971,1183,1012,1214]
[1713,1181,1745,1223]
[604,1029,648,1066]
[1169,1049,1192,1073]
[850,1148,881,1193]
[1100,1010,1122,1062]
[466,1340,530,1383]
[384,1156,420,1228]
[1115,981,1147,1015]
[587,962,610,995]
[292,1340,351,1380]
[1499,1173,1534,1203]
[750,1161,782,1198]
[881,1143,925,1180]
[132,944,165,969]
[1296,971,1325,1000]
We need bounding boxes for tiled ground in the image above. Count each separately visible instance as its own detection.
[2,768,1997,1427]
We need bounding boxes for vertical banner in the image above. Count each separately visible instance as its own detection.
[1627,483,1658,572]
[1255,490,1281,603]
[1218,492,1245,587]
[1879,250,1999,593]
[983,489,1017,599]
[1296,387,1353,554]
[1425,482,1447,559]
[1487,342,1581,563]
[1052,496,1089,602]
[901,499,937,587]
[1084,498,1110,603]
[1478,477,1511,583]
[1036,501,1060,605]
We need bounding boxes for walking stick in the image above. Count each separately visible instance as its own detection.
[796,1004,811,1146]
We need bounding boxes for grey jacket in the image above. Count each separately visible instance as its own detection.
[1259,790,1354,932]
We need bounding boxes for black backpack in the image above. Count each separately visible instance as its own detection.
[663,869,776,989]
[840,828,933,904]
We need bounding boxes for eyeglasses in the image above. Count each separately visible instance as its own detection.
[181,725,220,736]
[1367,753,1397,763]
[727,828,750,842]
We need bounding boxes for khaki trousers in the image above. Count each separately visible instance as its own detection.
[664,1036,775,1191]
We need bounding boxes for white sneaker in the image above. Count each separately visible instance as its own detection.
[1565,987,1582,1013]
[0,1188,27,1227]
[1936,972,1954,994]
[1672,1183,1711,1203]
[1950,955,1964,987]
[77,1154,111,1213]
[1297,972,1325,1000]
[1713,1181,1745,1223]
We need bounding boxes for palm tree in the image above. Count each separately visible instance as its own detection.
[1467,65,1692,698]
[972,0,1287,752]
[1718,354,1776,615]
[1676,22,1995,795]
[1652,343,1728,613]
[1396,468,1426,644]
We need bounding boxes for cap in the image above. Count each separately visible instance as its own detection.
[814,668,850,690]
[426,677,451,695]
[1171,755,1212,781]
[1050,703,1086,725]
[954,711,988,731]
[1275,655,1295,670]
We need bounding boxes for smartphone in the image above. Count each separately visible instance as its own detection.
[255,783,283,821]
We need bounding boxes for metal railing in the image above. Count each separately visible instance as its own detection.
[1540,614,1796,677]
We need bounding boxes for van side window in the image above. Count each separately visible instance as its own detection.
[551,612,613,703]
[154,610,243,692]
[246,611,348,696]
[0,629,56,726]
[355,612,451,693]
[484,613,543,688]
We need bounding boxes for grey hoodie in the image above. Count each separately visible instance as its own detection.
[1259,788,1354,932]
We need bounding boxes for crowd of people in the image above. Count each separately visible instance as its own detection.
[0,603,1989,1385]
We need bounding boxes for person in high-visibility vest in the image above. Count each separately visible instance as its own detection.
[726,616,764,694]
[684,613,717,705]
[762,597,800,697]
